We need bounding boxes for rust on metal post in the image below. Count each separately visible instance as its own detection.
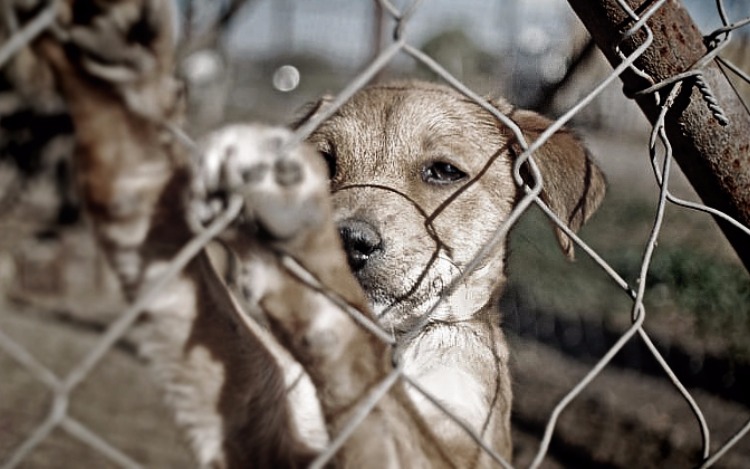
[567,0,750,271]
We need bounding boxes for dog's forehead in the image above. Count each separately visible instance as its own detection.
[313,83,510,170]
[341,85,493,135]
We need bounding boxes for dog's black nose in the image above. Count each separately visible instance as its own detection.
[338,219,383,272]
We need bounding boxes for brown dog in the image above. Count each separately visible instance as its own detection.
[297,82,606,465]
[27,1,605,467]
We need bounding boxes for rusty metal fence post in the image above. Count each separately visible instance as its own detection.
[567,0,750,271]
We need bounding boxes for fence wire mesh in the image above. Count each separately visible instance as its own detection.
[1,0,749,468]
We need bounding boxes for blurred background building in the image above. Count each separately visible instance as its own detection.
[176,0,749,134]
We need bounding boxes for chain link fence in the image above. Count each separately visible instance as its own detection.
[1,0,749,467]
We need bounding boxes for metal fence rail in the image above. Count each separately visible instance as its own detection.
[1,0,749,468]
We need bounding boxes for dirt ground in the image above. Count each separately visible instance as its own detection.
[1,131,749,468]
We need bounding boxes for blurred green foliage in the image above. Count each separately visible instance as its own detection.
[507,199,750,360]
[614,247,750,356]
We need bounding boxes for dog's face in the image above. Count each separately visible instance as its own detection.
[303,81,605,332]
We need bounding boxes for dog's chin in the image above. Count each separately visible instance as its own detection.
[354,267,448,334]
[369,297,428,335]
[356,252,500,335]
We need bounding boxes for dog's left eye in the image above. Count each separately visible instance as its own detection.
[422,161,467,185]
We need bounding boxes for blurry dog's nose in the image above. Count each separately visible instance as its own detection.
[338,219,383,272]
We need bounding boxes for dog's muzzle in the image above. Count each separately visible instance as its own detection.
[338,218,383,272]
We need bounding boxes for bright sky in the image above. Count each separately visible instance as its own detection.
[221,0,748,66]
[225,0,573,64]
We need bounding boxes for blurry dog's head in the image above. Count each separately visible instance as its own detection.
[298,81,605,332]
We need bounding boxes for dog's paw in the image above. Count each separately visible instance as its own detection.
[61,0,172,79]
[45,0,179,120]
[191,124,329,241]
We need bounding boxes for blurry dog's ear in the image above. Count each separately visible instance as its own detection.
[290,95,334,130]
[509,109,606,260]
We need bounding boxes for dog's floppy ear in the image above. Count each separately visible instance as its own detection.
[509,109,606,260]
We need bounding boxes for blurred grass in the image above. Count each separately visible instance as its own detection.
[612,247,750,358]
[506,185,750,362]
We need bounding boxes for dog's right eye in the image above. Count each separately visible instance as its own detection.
[320,150,337,179]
